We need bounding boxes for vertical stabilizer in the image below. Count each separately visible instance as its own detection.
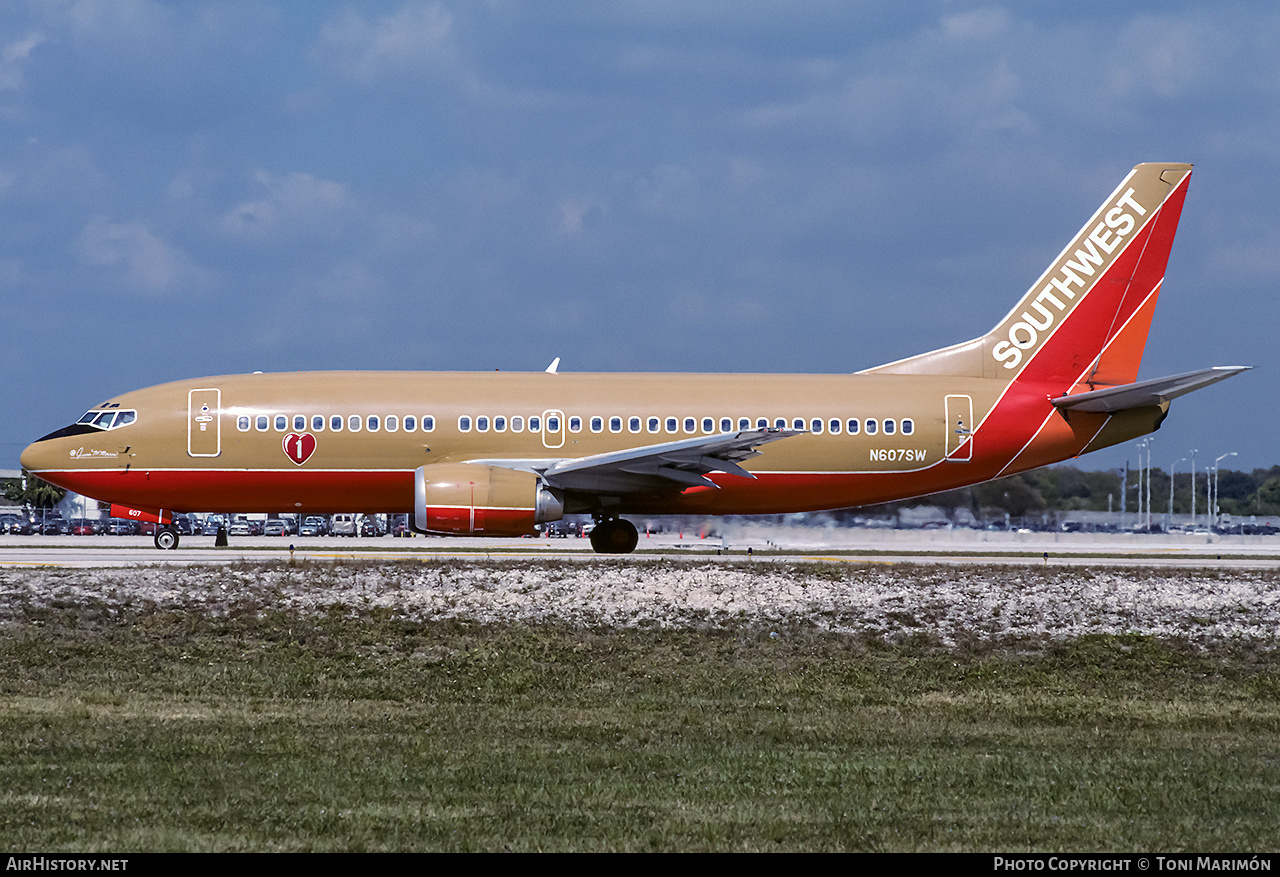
[865,163,1192,388]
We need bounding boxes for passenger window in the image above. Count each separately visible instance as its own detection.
[475,416,488,433]
[629,417,641,433]
[610,417,622,433]
[312,415,324,431]
[458,416,471,432]
[810,418,824,434]
[738,418,750,431]
[512,416,524,432]
[666,417,678,433]
[884,419,896,435]
[367,415,380,432]
[828,418,841,435]
[774,418,787,429]
[590,417,603,433]
[649,417,661,433]
[237,416,250,432]
[423,416,435,432]
[275,415,287,431]
[569,416,582,433]
[902,419,914,435]
[491,416,504,432]
[847,419,859,435]
[701,417,714,433]
[349,415,362,432]
[865,419,877,435]
[330,415,343,431]
[757,418,768,429]
[682,417,694,433]
[386,415,398,432]
[257,416,269,431]
[293,415,305,431]
[404,415,416,432]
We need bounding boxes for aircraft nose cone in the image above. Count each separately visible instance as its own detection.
[20,437,60,475]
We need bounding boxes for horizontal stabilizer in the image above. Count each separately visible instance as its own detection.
[1051,366,1250,413]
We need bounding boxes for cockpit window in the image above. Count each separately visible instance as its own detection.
[75,409,137,431]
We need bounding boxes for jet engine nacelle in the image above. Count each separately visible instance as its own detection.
[413,463,564,537]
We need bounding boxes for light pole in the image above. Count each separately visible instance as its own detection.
[1169,456,1186,531]
[1190,449,1198,525]
[1213,452,1237,527]
[1146,440,1155,530]
[1136,439,1155,531]
[1135,440,1148,530]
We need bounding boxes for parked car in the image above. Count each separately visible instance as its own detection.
[330,513,357,537]
[263,519,289,537]
[0,513,34,534]
[106,519,138,535]
[68,518,99,535]
[300,515,329,536]
[39,514,68,535]
[389,514,411,537]
[359,515,385,537]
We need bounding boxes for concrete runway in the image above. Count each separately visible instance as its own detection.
[3,528,1278,568]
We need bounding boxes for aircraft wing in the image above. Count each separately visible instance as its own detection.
[469,428,804,494]
[1051,366,1250,413]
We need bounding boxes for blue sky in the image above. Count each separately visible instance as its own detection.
[2,1,1276,477]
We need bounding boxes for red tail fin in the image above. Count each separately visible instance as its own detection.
[865,163,1193,387]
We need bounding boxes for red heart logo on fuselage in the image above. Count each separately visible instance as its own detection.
[283,432,316,465]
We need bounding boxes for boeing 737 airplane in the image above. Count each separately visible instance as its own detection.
[21,162,1247,553]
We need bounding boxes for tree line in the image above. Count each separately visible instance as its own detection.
[848,465,1280,523]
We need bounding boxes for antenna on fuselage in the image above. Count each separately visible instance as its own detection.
[545,357,560,374]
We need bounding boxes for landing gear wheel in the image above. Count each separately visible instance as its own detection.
[154,527,180,551]
[588,518,639,554]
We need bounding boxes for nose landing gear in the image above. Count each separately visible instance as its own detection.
[588,516,638,554]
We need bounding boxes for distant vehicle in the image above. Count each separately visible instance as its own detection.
[68,519,99,535]
[39,514,67,535]
[330,513,357,537]
[263,519,289,537]
[106,519,137,535]
[359,515,384,537]
[0,513,34,534]
[300,515,329,536]
[228,517,252,536]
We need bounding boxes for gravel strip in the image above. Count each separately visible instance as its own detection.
[2,561,1278,646]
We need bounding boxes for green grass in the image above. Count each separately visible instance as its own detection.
[2,573,1278,851]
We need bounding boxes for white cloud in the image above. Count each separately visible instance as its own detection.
[0,32,44,91]
[221,170,350,242]
[314,2,456,83]
[1107,15,1216,100]
[76,216,204,294]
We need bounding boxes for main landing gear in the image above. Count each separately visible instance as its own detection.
[588,516,638,555]
[154,527,180,550]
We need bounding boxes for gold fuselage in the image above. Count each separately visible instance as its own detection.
[20,368,1153,518]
